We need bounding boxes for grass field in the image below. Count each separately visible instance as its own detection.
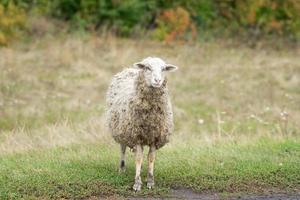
[0,35,300,199]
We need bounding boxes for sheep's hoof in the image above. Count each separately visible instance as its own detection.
[147,174,154,189]
[133,180,142,192]
[147,181,155,189]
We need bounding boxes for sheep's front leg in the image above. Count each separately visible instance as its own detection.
[133,144,143,191]
[147,145,156,189]
[119,144,126,173]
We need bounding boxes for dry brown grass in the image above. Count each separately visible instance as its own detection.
[0,35,299,154]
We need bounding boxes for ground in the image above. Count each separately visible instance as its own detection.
[102,189,300,200]
[0,35,299,199]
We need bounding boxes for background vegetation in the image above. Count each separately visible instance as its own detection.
[1,0,300,45]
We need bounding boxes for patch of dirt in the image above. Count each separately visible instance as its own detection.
[232,193,300,200]
[169,188,219,199]
[126,188,218,199]
[88,189,300,200]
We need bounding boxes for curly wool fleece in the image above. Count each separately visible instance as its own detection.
[106,68,174,149]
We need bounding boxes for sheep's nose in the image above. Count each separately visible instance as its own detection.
[154,78,161,83]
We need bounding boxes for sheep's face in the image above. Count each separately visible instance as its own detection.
[134,57,178,88]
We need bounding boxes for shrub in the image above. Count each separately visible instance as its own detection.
[215,0,300,38]
[51,0,155,36]
[153,6,197,43]
[0,2,26,45]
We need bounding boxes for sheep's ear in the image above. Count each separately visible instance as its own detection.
[164,64,178,72]
[134,62,146,69]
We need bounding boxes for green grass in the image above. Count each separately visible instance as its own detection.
[0,138,299,199]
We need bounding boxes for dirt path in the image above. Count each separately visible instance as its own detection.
[114,189,300,200]
[87,189,300,200]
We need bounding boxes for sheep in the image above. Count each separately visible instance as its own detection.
[106,57,178,191]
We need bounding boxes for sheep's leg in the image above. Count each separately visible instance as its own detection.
[119,144,126,173]
[147,145,156,189]
[133,144,143,191]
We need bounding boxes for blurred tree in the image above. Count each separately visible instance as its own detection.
[0,0,300,44]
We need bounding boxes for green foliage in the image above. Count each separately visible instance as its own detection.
[50,0,156,36]
[1,0,300,43]
[214,0,300,38]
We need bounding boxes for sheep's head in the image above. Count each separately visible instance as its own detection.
[134,57,178,88]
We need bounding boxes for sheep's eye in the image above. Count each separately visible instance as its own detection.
[145,66,151,71]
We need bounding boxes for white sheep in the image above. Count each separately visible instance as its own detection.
[106,57,178,191]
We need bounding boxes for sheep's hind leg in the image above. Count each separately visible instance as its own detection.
[133,144,143,191]
[147,145,156,189]
[119,144,126,173]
